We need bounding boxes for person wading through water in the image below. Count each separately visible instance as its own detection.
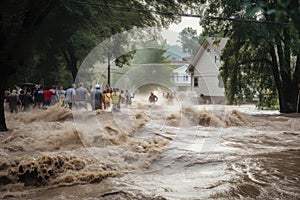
[111,88,121,112]
[148,92,158,104]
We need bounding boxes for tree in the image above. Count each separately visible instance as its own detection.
[199,0,300,113]
[220,37,278,107]
[0,1,57,131]
[132,39,169,65]
[178,27,204,56]
[0,0,202,131]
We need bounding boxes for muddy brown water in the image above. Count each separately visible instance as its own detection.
[0,102,299,199]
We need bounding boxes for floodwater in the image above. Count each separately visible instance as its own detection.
[0,95,299,200]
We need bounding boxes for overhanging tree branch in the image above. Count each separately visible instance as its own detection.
[236,58,273,67]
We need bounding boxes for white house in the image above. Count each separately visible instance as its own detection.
[186,37,228,103]
[171,63,191,91]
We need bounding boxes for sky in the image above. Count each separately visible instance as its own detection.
[162,16,203,45]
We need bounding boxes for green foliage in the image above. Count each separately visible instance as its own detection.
[220,36,277,105]
[0,0,206,131]
[199,0,300,112]
[256,89,279,110]
[0,0,198,87]
[133,48,168,64]
[178,27,204,56]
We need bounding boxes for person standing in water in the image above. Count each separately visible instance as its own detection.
[22,89,33,111]
[111,88,121,112]
[104,88,112,110]
[57,86,66,107]
[75,82,89,110]
[7,90,21,113]
[43,87,56,107]
[125,89,132,106]
[65,84,76,109]
[91,84,103,110]
[148,92,158,103]
[33,84,44,108]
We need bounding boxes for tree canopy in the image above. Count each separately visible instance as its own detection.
[199,0,300,113]
[0,0,200,131]
[178,27,204,56]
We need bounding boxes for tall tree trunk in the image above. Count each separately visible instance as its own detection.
[0,60,14,132]
[70,58,78,82]
[268,41,299,113]
[279,84,299,113]
[107,54,111,86]
[298,90,300,113]
[62,49,78,81]
[0,77,8,131]
[294,38,300,113]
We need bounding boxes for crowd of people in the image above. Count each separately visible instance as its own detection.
[4,82,181,114]
[162,92,174,105]
[4,83,134,113]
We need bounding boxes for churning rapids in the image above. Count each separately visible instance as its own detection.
[0,95,299,200]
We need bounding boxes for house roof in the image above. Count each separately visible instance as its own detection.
[186,37,229,73]
[204,37,228,55]
[173,63,189,73]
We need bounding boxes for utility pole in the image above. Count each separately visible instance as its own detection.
[107,54,111,86]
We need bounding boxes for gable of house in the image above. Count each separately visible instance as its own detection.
[188,37,228,98]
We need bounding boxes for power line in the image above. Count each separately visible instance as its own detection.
[69,0,288,25]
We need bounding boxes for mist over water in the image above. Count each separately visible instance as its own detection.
[0,97,299,199]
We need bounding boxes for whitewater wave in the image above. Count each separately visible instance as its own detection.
[0,100,299,199]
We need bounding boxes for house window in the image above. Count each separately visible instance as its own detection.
[194,77,198,87]
[215,55,221,64]
[184,75,189,81]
